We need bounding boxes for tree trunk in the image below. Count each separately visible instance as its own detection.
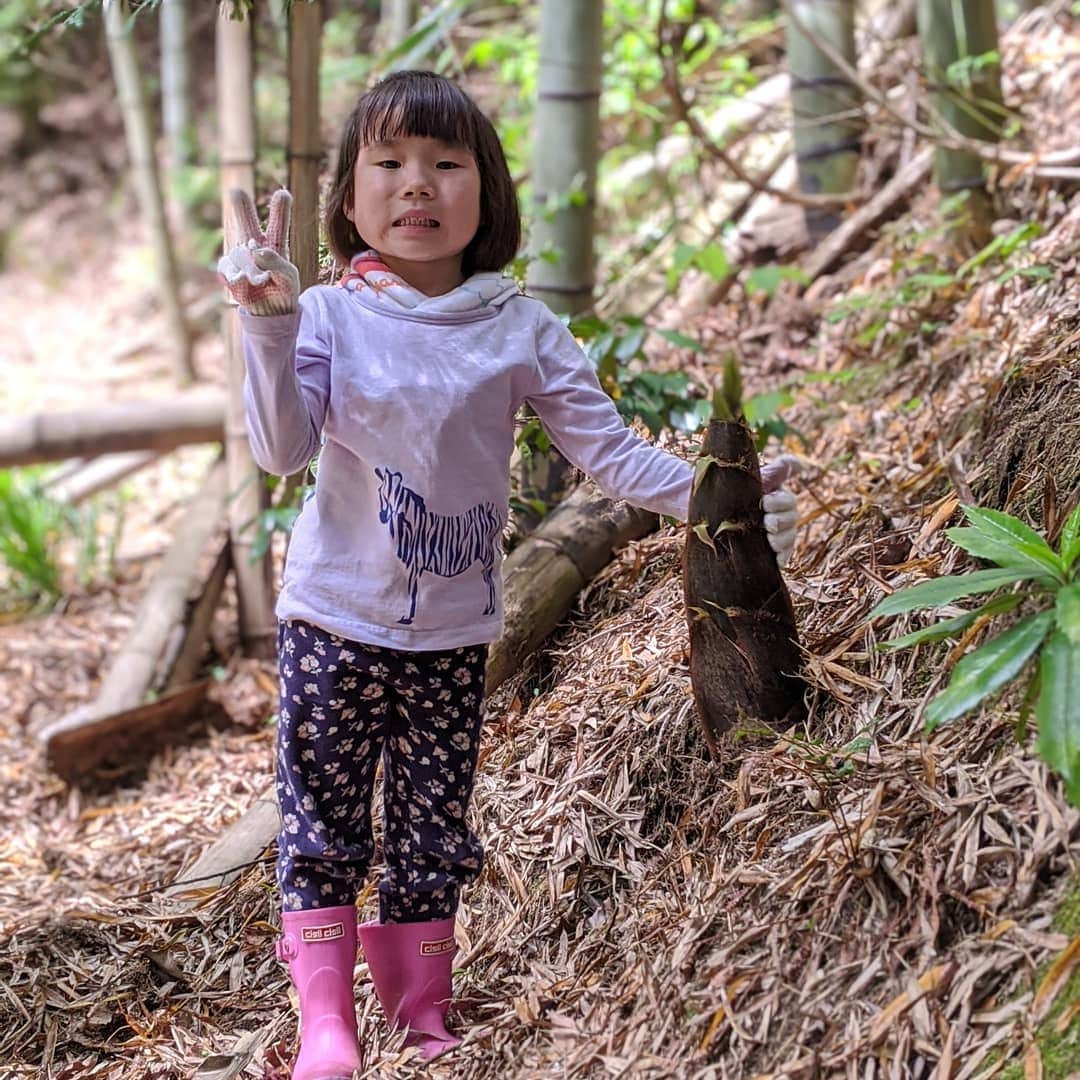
[217,1,277,660]
[103,0,195,385]
[683,369,806,758]
[916,0,1004,246]
[785,0,862,242]
[520,0,605,531]
[167,480,662,898]
[0,393,225,468]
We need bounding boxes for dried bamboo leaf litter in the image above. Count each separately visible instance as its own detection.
[2,12,1080,1077]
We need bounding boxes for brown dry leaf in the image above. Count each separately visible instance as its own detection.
[1031,935,1080,1026]
[1024,1041,1044,1080]
[868,964,953,1045]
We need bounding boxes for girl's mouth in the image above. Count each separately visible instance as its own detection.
[393,216,440,228]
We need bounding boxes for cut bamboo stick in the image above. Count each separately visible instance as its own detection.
[44,681,227,783]
[0,393,225,468]
[38,460,230,780]
[46,450,165,504]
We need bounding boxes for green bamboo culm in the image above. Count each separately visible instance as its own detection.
[518,0,605,533]
[526,0,604,316]
[785,0,862,242]
[916,0,1004,245]
[711,356,745,422]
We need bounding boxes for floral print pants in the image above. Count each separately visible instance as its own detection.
[275,619,488,923]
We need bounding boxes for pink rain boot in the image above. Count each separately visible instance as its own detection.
[357,916,462,1061]
[276,906,364,1080]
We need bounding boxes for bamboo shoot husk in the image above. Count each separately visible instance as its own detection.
[683,418,806,757]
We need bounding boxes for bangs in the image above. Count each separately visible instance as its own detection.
[354,75,481,153]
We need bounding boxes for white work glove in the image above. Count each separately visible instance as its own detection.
[217,188,300,316]
[760,454,800,569]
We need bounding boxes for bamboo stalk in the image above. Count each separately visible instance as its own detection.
[379,0,416,52]
[0,393,225,468]
[917,0,1004,244]
[519,0,606,532]
[103,0,194,384]
[526,0,604,316]
[287,0,323,292]
[785,0,862,241]
[160,0,194,175]
[217,1,276,660]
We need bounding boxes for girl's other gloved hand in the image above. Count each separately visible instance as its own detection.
[759,454,801,569]
[218,188,300,316]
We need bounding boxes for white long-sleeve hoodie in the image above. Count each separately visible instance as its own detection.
[240,282,693,650]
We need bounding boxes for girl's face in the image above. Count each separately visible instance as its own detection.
[347,133,481,294]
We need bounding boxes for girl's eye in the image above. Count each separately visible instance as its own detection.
[375,160,400,169]
[436,161,460,169]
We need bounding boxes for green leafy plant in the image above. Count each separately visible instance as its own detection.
[568,313,697,437]
[825,220,1050,348]
[249,467,316,563]
[0,467,125,612]
[0,467,66,606]
[868,503,1080,804]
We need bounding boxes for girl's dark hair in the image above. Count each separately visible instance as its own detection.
[325,71,520,277]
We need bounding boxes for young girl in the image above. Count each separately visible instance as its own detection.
[219,70,798,1079]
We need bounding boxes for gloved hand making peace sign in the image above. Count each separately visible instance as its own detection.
[218,188,300,317]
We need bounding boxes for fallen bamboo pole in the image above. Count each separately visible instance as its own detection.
[39,460,230,779]
[45,450,165,504]
[166,481,662,899]
[0,392,225,468]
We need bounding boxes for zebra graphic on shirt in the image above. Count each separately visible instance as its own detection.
[374,467,501,625]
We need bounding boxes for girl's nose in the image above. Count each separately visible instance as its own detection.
[401,171,434,199]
